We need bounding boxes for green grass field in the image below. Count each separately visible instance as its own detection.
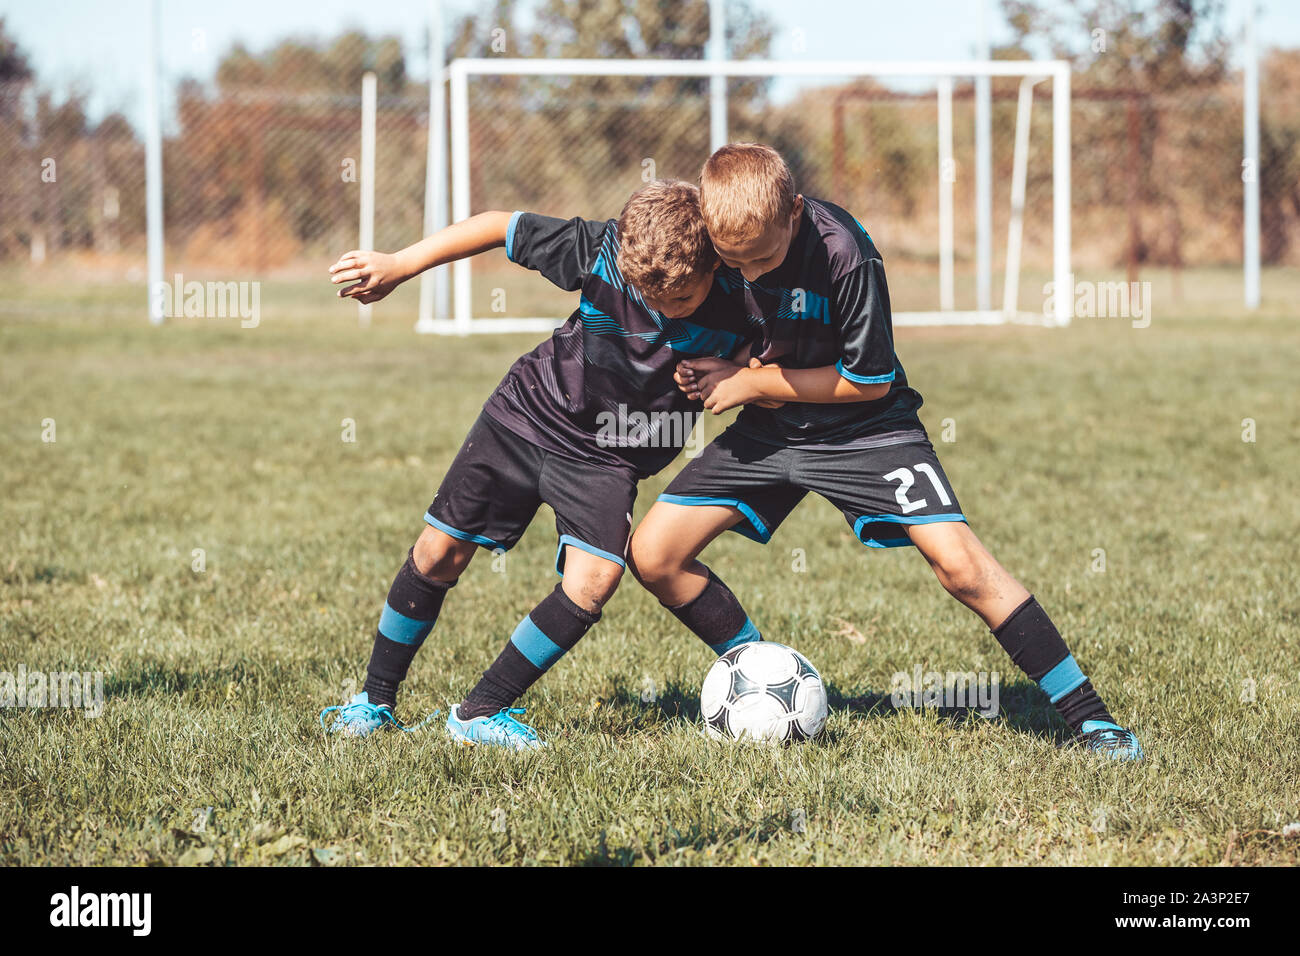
[2,268,1299,866]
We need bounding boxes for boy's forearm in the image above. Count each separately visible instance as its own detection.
[392,211,513,281]
[747,364,890,404]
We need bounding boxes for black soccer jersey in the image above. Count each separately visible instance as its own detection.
[725,197,925,447]
[481,212,755,479]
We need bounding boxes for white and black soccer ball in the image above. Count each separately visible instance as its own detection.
[700,642,828,744]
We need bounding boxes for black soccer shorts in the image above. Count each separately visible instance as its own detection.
[659,426,966,549]
[425,412,635,573]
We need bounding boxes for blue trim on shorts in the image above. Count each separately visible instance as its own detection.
[836,360,896,384]
[504,211,523,262]
[656,493,771,543]
[423,512,503,551]
[851,512,967,549]
[554,534,626,576]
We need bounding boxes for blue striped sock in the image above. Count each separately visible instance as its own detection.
[992,596,1113,731]
[665,568,762,655]
[460,584,600,719]
[363,551,454,707]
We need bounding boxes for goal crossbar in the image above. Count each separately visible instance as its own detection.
[435,57,1071,334]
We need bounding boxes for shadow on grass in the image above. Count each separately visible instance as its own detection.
[103,662,238,699]
[102,658,333,700]
[581,811,790,866]
[589,675,1072,746]
[825,679,1073,745]
[1,563,85,586]
[592,676,703,725]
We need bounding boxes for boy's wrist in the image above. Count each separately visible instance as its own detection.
[391,248,421,283]
[743,365,784,402]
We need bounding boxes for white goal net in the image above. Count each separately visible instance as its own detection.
[420,58,1071,334]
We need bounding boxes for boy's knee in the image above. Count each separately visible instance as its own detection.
[628,533,684,589]
[938,564,985,603]
[412,524,476,581]
[932,548,997,604]
[563,562,624,612]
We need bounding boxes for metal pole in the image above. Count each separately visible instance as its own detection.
[709,0,727,152]
[1003,78,1038,319]
[975,0,992,311]
[145,0,164,324]
[440,58,1070,334]
[449,58,1067,78]
[1244,0,1260,310]
[938,78,955,312]
[418,0,447,331]
[1052,63,1072,325]
[450,61,472,333]
[359,71,377,326]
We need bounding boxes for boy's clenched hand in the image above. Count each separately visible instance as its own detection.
[676,357,785,413]
[329,250,407,303]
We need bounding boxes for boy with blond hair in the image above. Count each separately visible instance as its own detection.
[320,180,752,748]
[629,144,1143,760]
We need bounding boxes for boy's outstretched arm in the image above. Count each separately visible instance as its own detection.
[329,210,513,304]
[677,357,889,414]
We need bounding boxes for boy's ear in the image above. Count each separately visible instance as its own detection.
[791,194,804,223]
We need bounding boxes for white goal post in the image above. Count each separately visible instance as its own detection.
[422,57,1071,334]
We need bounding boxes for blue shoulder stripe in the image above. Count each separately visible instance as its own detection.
[668,320,746,357]
[589,232,625,291]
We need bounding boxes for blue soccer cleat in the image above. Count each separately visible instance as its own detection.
[319,691,437,737]
[445,704,546,751]
[1074,719,1144,761]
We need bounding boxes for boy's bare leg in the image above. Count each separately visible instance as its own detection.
[629,502,763,654]
[628,501,741,604]
[412,524,477,581]
[906,520,1122,735]
[558,546,624,613]
[904,521,1029,629]
[456,545,622,720]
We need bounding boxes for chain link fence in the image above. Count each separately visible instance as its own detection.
[1,2,1297,321]
[156,19,432,285]
[0,10,436,317]
[1,78,147,282]
[462,72,1059,317]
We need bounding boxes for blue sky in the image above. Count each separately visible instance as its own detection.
[4,0,1295,128]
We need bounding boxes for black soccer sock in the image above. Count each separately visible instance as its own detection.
[362,550,455,709]
[458,584,601,720]
[664,568,762,655]
[991,595,1114,732]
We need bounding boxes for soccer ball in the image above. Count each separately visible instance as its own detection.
[700,642,828,744]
